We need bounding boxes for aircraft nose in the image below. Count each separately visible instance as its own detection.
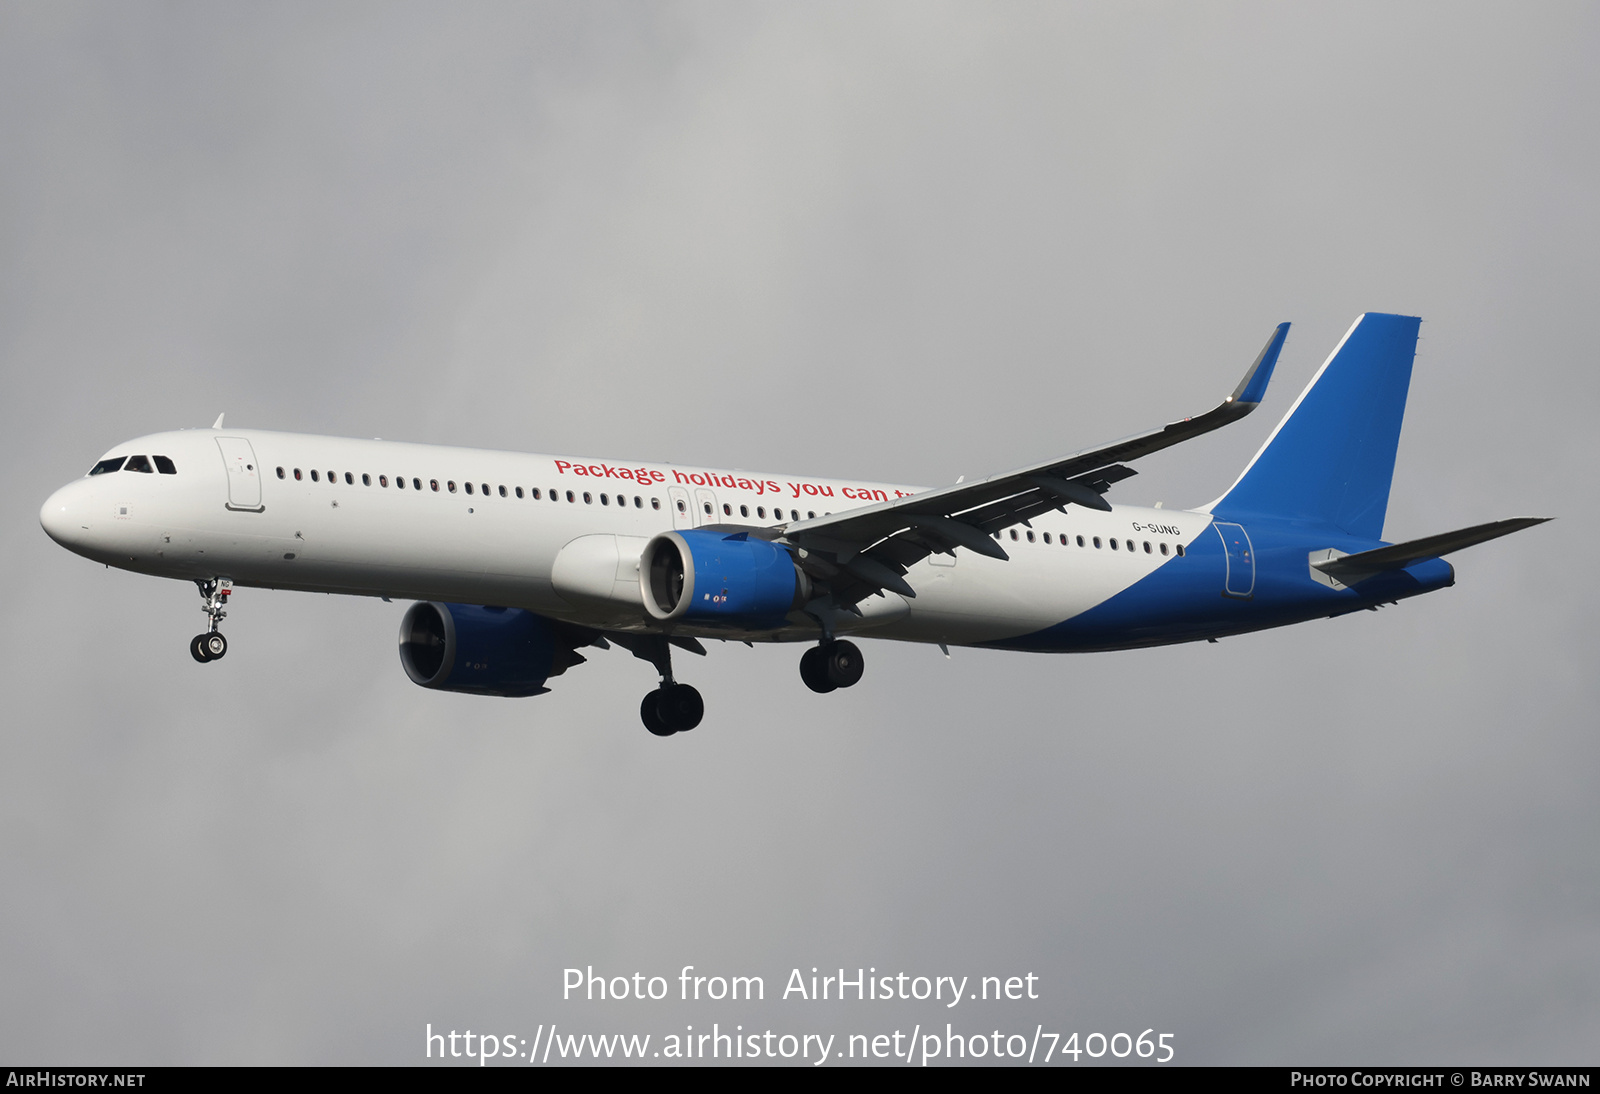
[40,480,92,550]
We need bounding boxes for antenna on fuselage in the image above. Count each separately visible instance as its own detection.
[211,413,225,429]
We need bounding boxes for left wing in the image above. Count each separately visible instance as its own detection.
[780,322,1290,613]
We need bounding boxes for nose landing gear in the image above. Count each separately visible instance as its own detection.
[190,579,232,663]
[800,639,864,693]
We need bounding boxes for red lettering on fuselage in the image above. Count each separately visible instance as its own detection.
[558,460,907,504]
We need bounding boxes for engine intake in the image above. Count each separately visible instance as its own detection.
[398,602,558,697]
[641,530,808,628]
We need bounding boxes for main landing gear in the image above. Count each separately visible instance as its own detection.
[627,635,704,737]
[190,578,232,663]
[799,639,864,693]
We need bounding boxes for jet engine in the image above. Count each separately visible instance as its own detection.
[399,602,562,697]
[640,530,809,628]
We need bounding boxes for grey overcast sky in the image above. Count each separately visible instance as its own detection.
[2,1,1596,1066]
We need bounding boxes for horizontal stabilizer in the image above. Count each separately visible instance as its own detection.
[1313,517,1551,581]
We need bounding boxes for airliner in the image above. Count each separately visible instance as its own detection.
[39,314,1547,736]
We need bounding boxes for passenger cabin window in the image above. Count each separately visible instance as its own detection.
[1109,538,1119,550]
[600,493,610,505]
[294,468,303,481]
[740,505,750,517]
[1009,529,1019,541]
[276,466,286,479]
[1160,543,1169,556]
[723,503,732,515]
[380,475,389,487]
[345,472,354,485]
[464,482,473,495]
[583,492,593,504]
[154,456,177,475]
[1176,544,1186,557]
[676,500,687,513]
[125,455,153,473]
[310,469,320,482]
[89,457,126,476]
[447,481,456,493]
[652,498,661,510]
[704,502,712,515]
[1093,537,1102,549]
[500,486,508,498]
[1026,531,1035,542]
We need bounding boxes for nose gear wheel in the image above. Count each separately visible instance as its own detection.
[191,631,228,662]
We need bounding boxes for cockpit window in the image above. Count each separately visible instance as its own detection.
[89,457,126,476]
[124,455,154,473]
[153,455,177,475]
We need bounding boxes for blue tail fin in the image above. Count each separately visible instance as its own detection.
[1209,313,1420,539]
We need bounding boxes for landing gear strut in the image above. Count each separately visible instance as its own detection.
[626,635,704,736]
[190,578,232,663]
[800,639,864,693]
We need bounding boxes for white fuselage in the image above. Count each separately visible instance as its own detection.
[41,428,1214,647]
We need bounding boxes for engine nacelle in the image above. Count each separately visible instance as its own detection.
[398,602,557,697]
[641,530,809,628]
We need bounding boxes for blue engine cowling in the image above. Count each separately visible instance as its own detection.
[640,530,809,628]
[398,602,557,697]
